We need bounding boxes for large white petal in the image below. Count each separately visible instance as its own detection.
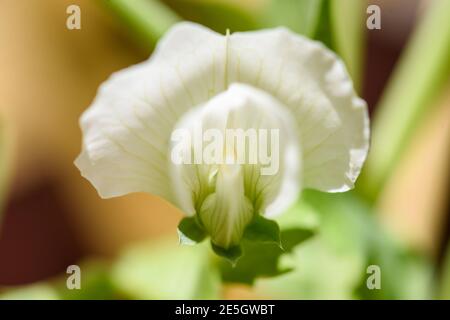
[75,23,227,201]
[227,28,369,192]
[76,22,368,214]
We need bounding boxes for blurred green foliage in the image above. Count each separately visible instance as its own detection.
[1,242,220,300]
[440,244,450,299]
[359,0,450,200]
[0,191,433,300]
[257,191,433,299]
[111,239,221,299]
[164,0,260,32]
[0,261,116,300]
[261,0,323,37]
[0,283,60,300]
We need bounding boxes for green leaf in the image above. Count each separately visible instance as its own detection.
[279,228,315,252]
[261,0,324,37]
[243,215,281,245]
[111,237,220,299]
[218,207,316,284]
[211,242,242,266]
[359,0,450,200]
[219,228,314,284]
[219,241,286,284]
[177,216,207,245]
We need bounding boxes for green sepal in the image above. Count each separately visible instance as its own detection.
[243,215,281,247]
[211,242,242,266]
[177,216,207,245]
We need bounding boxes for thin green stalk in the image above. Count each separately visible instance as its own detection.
[103,0,181,51]
[329,0,366,93]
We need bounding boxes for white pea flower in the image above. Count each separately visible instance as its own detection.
[75,22,369,254]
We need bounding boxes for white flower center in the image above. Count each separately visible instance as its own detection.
[169,83,302,248]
